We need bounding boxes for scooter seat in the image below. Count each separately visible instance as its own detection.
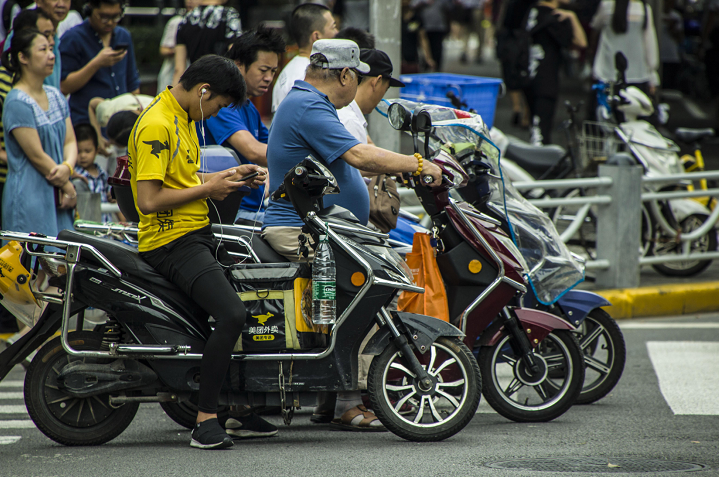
[211,224,289,263]
[674,128,715,144]
[505,139,566,175]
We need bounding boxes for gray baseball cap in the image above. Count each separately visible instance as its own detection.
[310,39,370,74]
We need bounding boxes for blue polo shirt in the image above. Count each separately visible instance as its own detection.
[263,81,365,228]
[59,20,140,125]
[199,100,267,212]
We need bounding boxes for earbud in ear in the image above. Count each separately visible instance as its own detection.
[201,88,207,95]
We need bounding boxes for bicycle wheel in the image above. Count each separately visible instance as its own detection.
[650,213,717,276]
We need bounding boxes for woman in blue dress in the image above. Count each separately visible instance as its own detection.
[2,28,77,236]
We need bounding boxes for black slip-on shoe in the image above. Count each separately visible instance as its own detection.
[225,412,278,438]
[190,418,234,449]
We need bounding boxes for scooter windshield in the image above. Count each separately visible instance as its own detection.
[377,99,584,304]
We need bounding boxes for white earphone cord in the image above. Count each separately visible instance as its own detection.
[199,89,259,267]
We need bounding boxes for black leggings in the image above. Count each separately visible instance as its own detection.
[190,270,245,414]
[140,227,246,414]
[524,90,557,145]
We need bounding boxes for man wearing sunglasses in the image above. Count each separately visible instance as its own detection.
[59,0,140,125]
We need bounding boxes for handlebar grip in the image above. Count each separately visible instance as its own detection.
[270,186,286,201]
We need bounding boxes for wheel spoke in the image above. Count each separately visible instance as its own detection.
[87,398,98,424]
[499,353,518,366]
[584,355,611,375]
[413,396,427,423]
[543,353,567,370]
[435,389,460,408]
[534,382,550,401]
[394,390,417,413]
[428,396,443,422]
[432,357,457,376]
[437,379,465,388]
[504,377,524,397]
[92,395,109,410]
[427,346,437,374]
[59,398,79,418]
[580,325,604,350]
[47,395,73,405]
[390,362,417,379]
[385,383,414,392]
[76,399,85,425]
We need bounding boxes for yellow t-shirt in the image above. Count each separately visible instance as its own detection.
[129,88,209,252]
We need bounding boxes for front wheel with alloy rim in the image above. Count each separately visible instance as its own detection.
[24,332,139,446]
[575,309,626,404]
[367,337,481,442]
[478,329,584,422]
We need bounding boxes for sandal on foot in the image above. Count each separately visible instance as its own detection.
[329,405,386,432]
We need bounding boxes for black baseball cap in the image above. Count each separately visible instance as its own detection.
[359,48,405,87]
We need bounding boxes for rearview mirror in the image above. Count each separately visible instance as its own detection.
[412,108,432,133]
[388,102,412,131]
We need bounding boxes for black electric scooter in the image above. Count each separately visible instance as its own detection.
[0,157,481,445]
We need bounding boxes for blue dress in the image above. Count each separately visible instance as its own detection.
[2,86,74,236]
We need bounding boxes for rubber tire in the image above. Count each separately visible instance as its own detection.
[24,332,139,446]
[576,309,626,405]
[650,213,718,277]
[160,401,230,430]
[367,337,481,442]
[478,329,584,422]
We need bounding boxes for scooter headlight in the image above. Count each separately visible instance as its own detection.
[364,244,414,284]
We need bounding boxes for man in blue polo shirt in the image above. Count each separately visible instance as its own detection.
[262,39,442,431]
[59,0,139,124]
[262,39,441,260]
[199,26,285,225]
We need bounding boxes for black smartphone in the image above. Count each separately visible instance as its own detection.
[237,171,259,182]
[114,43,129,52]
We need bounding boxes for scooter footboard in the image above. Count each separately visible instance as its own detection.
[362,311,464,356]
[478,308,575,348]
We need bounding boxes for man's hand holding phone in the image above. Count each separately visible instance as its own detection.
[94,46,126,68]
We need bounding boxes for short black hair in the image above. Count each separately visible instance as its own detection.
[86,0,125,13]
[74,123,98,149]
[289,3,331,48]
[179,55,246,107]
[12,8,52,33]
[106,110,138,148]
[335,27,375,49]
[226,25,286,68]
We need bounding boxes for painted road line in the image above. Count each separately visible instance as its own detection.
[621,323,719,329]
[0,405,27,414]
[0,420,35,429]
[647,341,719,415]
[0,436,21,445]
[0,381,23,388]
[0,392,23,399]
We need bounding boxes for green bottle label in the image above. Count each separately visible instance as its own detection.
[313,280,336,300]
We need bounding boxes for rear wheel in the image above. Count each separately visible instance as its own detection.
[650,213,717,277]
[368,336,481,442]
[24,332,139,446]
[478,330,584,422]
[575,309,626,404]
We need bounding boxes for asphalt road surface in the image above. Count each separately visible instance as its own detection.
[1,314,718,477]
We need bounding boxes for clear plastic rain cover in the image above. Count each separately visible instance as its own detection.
[377,99,584,304]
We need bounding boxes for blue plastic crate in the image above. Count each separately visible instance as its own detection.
[399,73,503,128]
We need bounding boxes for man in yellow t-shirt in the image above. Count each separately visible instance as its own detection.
[128,55,266,450]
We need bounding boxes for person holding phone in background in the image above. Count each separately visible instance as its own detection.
[59,0,140,125]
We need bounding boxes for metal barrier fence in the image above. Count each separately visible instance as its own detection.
[515,165,719,288]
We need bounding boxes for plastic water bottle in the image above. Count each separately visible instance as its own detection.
[312,234,336,325]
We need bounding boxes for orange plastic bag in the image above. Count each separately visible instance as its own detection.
[397,233,450,322]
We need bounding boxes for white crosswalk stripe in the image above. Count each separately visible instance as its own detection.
[0,392,22,399]
[647,341,719,416]
[0,436,21,444]
[0,372,33,444]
